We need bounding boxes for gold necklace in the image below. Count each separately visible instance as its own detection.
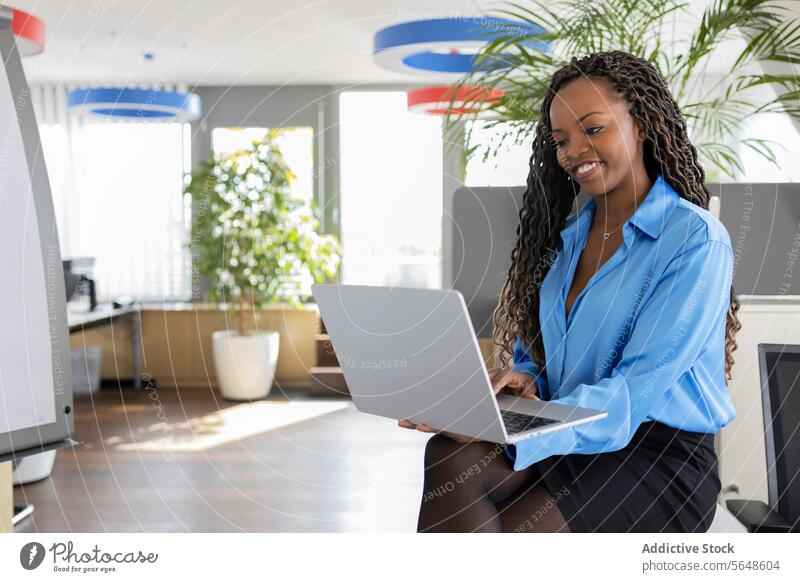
[594,187,650,239]
[593,218,626,240]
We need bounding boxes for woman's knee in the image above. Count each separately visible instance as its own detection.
[423,434,508,487]
[423,433,490,472]
[423,433,459,469]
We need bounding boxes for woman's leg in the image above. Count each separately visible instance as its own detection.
[417,434,571,533]
[494,476,572,533]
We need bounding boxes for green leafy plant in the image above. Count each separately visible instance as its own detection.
[185,129,341,336]
[446,0,800,179]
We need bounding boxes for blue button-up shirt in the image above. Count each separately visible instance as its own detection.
[505,174,736,471]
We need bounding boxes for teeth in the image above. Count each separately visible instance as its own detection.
[576,161,599,175]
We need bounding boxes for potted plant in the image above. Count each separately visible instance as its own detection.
[185,129,341,400]
[445,0,800,181]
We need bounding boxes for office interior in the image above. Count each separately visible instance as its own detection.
[0,0,798,534]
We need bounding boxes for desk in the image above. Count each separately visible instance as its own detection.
[68,305,143,389]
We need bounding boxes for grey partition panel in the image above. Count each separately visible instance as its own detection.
[449,184,587,338]
[0,8,73,456]
[451,181,800,339]
[714,182,800,296]
[450,185,524,338]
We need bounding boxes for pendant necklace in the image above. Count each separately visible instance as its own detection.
[594,219,625,240]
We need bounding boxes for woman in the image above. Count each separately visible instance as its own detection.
[399,51,741,533]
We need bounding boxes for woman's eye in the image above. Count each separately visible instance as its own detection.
[553,127,601,148]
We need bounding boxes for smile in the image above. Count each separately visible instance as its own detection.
[574,161,602,179]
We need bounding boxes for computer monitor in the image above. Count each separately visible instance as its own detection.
[757,343,800,531]
[63,257,97,310]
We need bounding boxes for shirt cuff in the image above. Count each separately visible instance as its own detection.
[509,426,579,471]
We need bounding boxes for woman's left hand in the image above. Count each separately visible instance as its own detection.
[398,418,481,444]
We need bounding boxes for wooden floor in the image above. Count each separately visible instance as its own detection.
[13,386,428,532]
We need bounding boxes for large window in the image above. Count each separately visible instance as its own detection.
[464,120,531,187]
[41,121,192,302]
[212,126,314,203]
[736,112,800,182]
[211,126,316,297]
[339,92,443,288]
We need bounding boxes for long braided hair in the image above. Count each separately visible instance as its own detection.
[491,50,742,382]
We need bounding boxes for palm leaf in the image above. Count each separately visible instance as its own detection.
[440,0,800,179]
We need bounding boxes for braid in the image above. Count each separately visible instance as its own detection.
[491,50,742,383]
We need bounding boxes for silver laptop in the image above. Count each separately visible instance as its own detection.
[311,283,607,444]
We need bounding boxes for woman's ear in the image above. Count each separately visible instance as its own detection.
[635,119,646,143]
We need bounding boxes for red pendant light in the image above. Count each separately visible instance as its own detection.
[408,85,504,116]
[10,7,45,56]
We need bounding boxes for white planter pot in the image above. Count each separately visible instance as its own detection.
[212,330,280,400]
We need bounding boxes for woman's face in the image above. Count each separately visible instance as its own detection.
[549,75,646,196]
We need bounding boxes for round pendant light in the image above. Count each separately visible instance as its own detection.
[374,17,546,77]
[407,85,504,116]
[67,88,202,121]
[10,8,45,56]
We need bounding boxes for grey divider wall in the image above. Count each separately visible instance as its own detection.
[713,182,800,296]
[449,185,524,339]
[447,184,587,339]
[448,181,800,339]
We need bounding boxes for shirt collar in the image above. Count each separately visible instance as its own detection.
[559,174,680,241]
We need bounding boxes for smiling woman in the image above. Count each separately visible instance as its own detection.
[410,51,741,533]
[549,76,651,210]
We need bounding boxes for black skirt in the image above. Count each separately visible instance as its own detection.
[531,420,721,533]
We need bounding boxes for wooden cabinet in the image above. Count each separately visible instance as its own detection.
[72,302,502,391]
[71,303,320,389]
[0,462,11,532]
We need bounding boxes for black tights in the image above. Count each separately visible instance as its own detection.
[417,434,571,533]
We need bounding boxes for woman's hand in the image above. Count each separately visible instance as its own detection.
[488,367,541,401]
[397,367,539,443]
[397,418,479,444]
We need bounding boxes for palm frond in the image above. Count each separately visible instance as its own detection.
[740,137,787,167]
[440,0,800,178]
[695,141,744,178]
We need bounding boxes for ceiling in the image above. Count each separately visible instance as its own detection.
[8,0,785,87]
[13,0,497,85]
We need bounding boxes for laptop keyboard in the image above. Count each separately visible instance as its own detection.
[500,409,560,434]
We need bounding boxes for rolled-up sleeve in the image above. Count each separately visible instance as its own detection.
[508,239,734,471]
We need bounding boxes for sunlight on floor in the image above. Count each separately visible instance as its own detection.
[112,400,350,452]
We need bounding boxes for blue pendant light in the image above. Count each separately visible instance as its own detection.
[374,17,547,77]
[67,88,202,121]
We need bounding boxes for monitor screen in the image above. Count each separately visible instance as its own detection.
[761,346,800,530]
